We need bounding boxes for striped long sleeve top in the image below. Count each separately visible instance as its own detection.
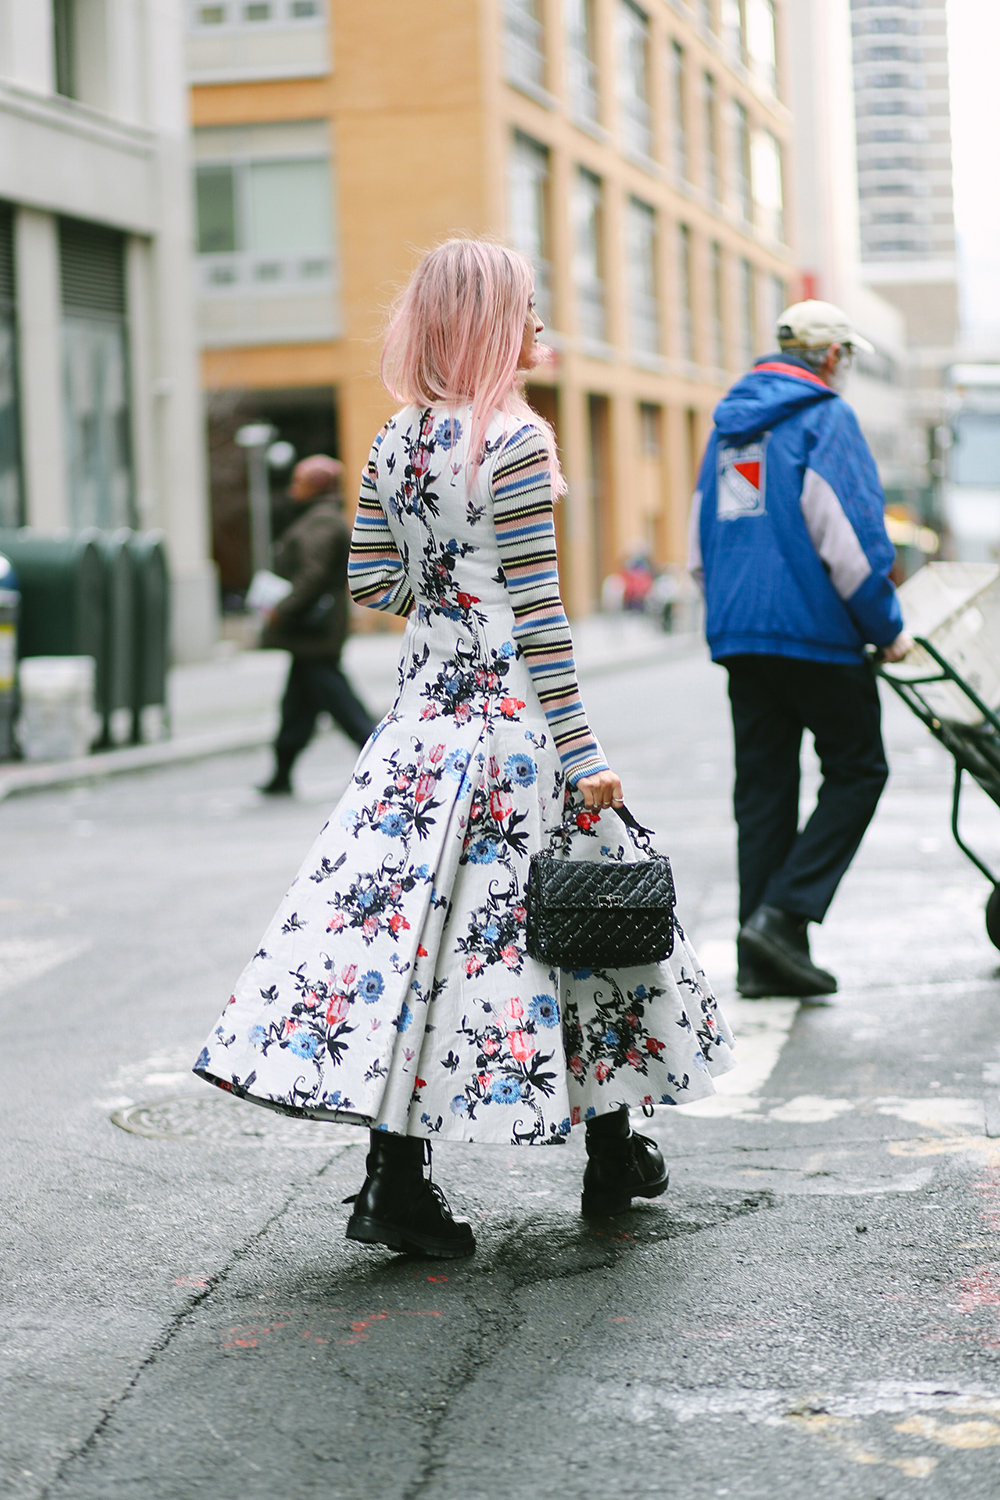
[348,424,415,617]
[491,426,608,785]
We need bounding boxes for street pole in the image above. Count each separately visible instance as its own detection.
[235,423,277,576]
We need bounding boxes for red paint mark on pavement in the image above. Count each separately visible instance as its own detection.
[174,1276,210,1289]
[952,1265,1000,1314]
[426,1275,448,1283]
[221,1308,443,1352]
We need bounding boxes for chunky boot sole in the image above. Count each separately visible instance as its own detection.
[345,1211,476,1259]
[581,1168,670,1220]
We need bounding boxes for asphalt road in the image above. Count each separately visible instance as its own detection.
[3,648,1000,1500]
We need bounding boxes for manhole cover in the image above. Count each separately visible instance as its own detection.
[111,1092,361,1148]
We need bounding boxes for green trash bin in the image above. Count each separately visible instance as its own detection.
[128,530,170,742]
[0,530,106,747]
[95,528,137,747]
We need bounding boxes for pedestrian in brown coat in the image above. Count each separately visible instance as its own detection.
[259,454,376,794]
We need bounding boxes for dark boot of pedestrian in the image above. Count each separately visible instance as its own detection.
[737,942,823,999]
[258,752,295,796]
[345,1131,476,1259]
[738,905,837,995]
[581,1105,669,1219]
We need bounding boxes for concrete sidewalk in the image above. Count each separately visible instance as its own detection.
[0,613,700,802]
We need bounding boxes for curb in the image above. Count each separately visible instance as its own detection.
[0,634,702,803]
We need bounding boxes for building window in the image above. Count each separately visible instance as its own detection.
[573,168,606,343]
[697,0,714,31]
[703,74,719,203]
[732,101,751,221]
[738,257,755,367]
[188,1,325,27]
[721,0,743,62]
[505,0,546,94]
[617,1,652,160]
[751,128,784,242]
[194,150,333,295]
[59,219,132,532]
[763,273,786,348]
[565,0,600,128]
[508,132,553,328]
[670,41,688,183]
[639,402,660,456]
[0,203,21,528]
[709,242,724,368]
[745,0,777,96]
[677,224,693,361]
[53,0,76,97]
[626,197,659,356]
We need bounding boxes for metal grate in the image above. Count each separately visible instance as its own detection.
[0,203,14,308]
[59,217,126,318]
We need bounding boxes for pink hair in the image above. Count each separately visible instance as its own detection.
[380,239,565,496]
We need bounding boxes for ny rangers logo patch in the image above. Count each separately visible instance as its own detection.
[717,436,768,521]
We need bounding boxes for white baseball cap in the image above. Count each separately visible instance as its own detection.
[776,299,874,354]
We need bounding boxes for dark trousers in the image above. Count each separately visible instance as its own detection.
[724,655,889,925]
[275,656,376,770]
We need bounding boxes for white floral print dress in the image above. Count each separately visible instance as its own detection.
[195,407,735,1144]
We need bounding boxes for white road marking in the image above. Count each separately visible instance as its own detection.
[769,1095,855,1124]
[875,1097,984,1133]
[0,938,92,998]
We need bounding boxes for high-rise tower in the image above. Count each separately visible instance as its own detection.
[851,0,958,349]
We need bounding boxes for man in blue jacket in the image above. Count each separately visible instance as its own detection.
[689,301,912,998]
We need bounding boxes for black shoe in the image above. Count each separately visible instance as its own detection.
[258,771,293,795]
[581,1107,669,1219]
[738,905,837,996]
[345,1132,476,1259]
[737,952,820,999]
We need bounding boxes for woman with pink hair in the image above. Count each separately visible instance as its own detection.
[194,240,734,1259]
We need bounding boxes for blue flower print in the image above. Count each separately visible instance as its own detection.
[571,968,592,980]
[450,1094,469,1115]
[412,864,431,881]
[505,752,537,787]
[483,921,501,943]
[528,993,559,1028]
[195,1047,210,1071]
[379,812,408,838]
[633,984,648,1000]
[357,889,375,909]
[434,418,462,449]
[603,1029,619,1048]
[397,1002,413,1033]
[248,1025,266,1046]
[286,1029,320,1059]
[559,1118,571,1135]
[467,837,499,865]
[692,1049,708,1070]
[491,1076,522,1105]
[499,640,515,658]
[444,748,470,780]
[358,970,385,1004]
[340,807,359,830]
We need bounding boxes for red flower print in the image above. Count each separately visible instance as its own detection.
[500,944,520,969]
[429,743,445,764]
[420,705,438,720]
[499,697,525,718]
[417,944,428,957]
[456,591,480,610]
[454,703,471,723]
[488,757,500,779]
[508,1031,535,1064]
[576,811,600,831]
[465,955,484,976]
[595,1061,610,1083]
[482,1037,498,1055]
[413,447,431,477]
[327,912,345,932]
[626,1048,642,1068]
[388,913,410,935]
[376,802,388,817]
[514,905,526,924]
[625,1012,638,1027]
[490,790,513,822]
[571,1105,581,1125]
[414,773,436,803]
[226,994,237,1007]
[645,1037,666,1057]
[284,1019,298,1035]
[505,996,524,1021]
[304,991,319,1009]
[395,776,410,791]
[326,995,350,1026]
[568,1055,584,1077]
[363,916,378,937]
[390,882,402,899]
[415,1078,427,1089]
[478,1073,493,1092]
[342,964,357,986]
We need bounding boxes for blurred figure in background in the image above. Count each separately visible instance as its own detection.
[259,454,376,795]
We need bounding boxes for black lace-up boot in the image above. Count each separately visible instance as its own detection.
[581,1105,669,1219]
[345,1131,476,1259]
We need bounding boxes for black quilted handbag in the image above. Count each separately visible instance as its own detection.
[525,805,676,969]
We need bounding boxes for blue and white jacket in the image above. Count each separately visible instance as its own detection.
[688,353,903,664]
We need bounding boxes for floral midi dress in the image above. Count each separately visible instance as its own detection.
[194,406,735,1144]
